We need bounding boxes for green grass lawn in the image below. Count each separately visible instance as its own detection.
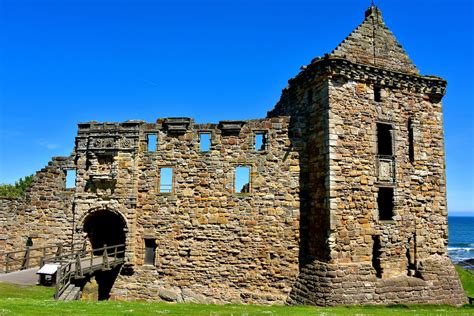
[0,267,473,315]
[456,265,474,298]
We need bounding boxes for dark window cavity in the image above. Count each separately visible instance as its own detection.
[372,235,383,278]
[147,134,157,152]
[199,133,211,152]
[408,118,414,163]
[235,166,250,193]
[144,239,156,265]
[377,123,393,156]
[255,132,267,151]
[378,187,394,220]
[159,167,173,193]
[374,85,382,102]
[307,88,313,105]
[65,170,76,189]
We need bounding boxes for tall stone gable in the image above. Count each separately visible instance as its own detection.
[0,5,467,306]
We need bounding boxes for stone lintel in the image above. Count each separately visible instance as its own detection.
[218,120,246,135]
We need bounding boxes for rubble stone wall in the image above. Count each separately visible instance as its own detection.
[71,117,301,304]
[0,156,75,269]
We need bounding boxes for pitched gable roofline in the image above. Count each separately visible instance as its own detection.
[331,5,419,75]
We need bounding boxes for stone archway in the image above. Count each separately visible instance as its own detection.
[83,209,126,256]
[82,209,127,300]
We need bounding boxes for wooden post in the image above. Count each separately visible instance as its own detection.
[75,253,83,279]
[21,247,30,270]
[40,247,47,267]
[102,244,110,270]
[56,245,63,259]
[5,253,10,273]
[55,266,62,299]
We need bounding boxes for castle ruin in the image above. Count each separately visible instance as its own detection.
[0,6,467,305]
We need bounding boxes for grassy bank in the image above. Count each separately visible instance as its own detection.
[456,265,474,297]
[0,267,473,315]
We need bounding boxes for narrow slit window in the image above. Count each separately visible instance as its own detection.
[378,187,394,220]
[147,134,157,152]
[408,118,414,163]
[199,133,211,152]
[65,170,76,189]
[235,166,250,193]
[372,235,383,278]
[307,88,313,105]
[159,167,173,193]
[374,85,382,102]
[255,133,266,151]
[377,123,393,156]
[144,238,156,265]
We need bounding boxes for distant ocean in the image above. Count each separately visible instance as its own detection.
[448,216,474,264]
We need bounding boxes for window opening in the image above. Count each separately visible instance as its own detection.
[408,118,414,163]
[235,166,250,193]
[159,167,173,193]
[406,236,417,276]
[372,235,383,278]
[147,134,157,152]
[65,170,76,189]
[374,85,382,102]
[378,187,394,220]
[199,133,211,152]
[307,88,313,105]
[144,238,156,265]
[255,133,266,151]
[377,123,393,156]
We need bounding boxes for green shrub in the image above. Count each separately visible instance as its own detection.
[0,174,34,198]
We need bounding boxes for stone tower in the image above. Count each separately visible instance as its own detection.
[269,5,466,305]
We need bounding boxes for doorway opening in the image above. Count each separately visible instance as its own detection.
[83,209,126,300]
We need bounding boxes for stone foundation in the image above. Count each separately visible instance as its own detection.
[289,255,467,306]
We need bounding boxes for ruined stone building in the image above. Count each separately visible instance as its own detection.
[0,6,467,305]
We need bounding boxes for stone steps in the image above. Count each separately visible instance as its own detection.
[58,283,81,301]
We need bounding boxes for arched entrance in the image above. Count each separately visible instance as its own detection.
[82,209,126,300]
[83,209,126,255]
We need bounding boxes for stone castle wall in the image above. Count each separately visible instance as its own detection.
[71,117,301,304]
[0,156,75,252]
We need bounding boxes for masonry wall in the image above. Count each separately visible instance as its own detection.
[0,156,75,268]
[269,76,331,261]
[286,67,466,306]
[71,117,301,304]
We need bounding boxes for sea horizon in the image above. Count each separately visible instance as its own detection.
[448,216,474,265]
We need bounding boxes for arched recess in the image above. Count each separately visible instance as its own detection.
[82,208,127,257]
[80,208,128,300]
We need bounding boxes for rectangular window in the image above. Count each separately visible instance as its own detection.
[408,118,414,163]
[378,187,394,220]
[255,132,266,151]
[144,239,156,265]
[65,170,76,189]
[377,123,393,156]
[147,134,157,152]
[374,85,382,102]
[235,166,250,193]
[199,133,211,152]
[159,167,173,193]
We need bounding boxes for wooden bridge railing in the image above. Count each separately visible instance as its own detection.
[54,244,125,300]
[0,242,85,274]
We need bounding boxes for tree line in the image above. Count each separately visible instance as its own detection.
[0,175,34,198]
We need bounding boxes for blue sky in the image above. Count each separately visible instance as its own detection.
[0,0,472,216]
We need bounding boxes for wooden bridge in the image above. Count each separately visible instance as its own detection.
[0,242,125,300]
